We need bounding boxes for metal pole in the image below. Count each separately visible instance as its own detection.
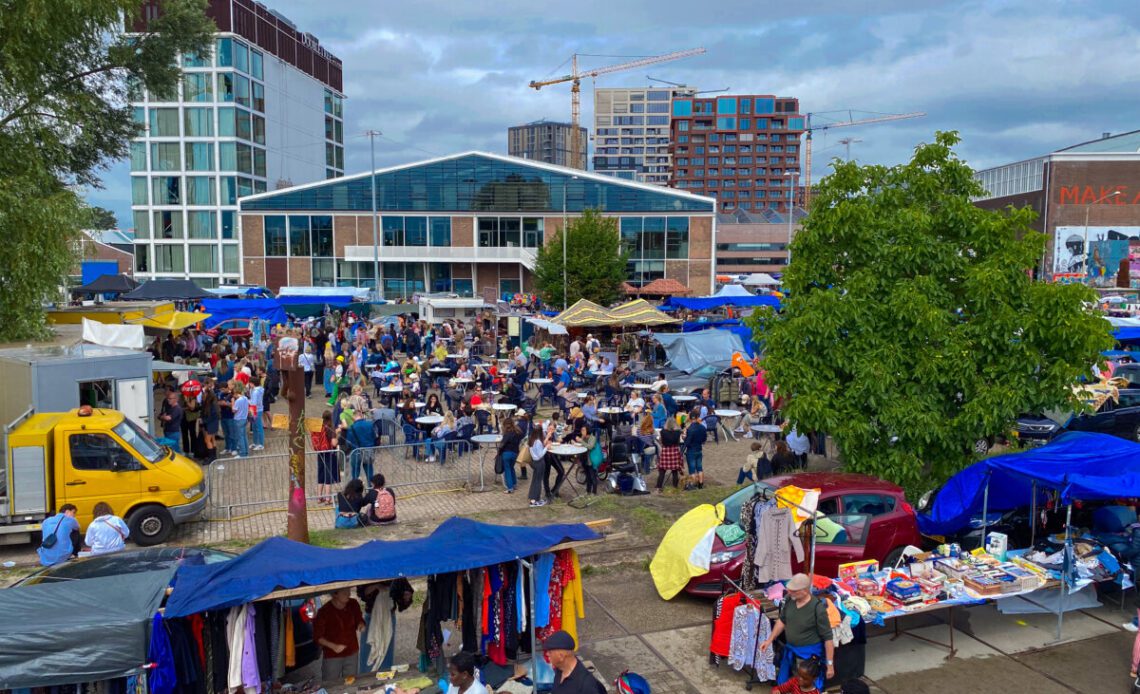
[981,472,990,542]
[562,183,568,311]
[1030,481,1037,547]
[1057,503,1073,640]
[1083,203,1091,278]
[524,557,539,684]
[367,130,382,298]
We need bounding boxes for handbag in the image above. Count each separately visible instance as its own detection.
[588,439,604,468]
[518,440,533,467]
[494,452,504,475]
[40,516,63,549]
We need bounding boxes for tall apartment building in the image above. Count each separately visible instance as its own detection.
[507,120,587,169]
[593,86,696,185]
[669,95,805,213]
[129,0,345,286]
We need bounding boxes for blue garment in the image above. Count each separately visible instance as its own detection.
[686,422,708,449]
[502,450,518,491]
[232,395,250,421]
[36,512,78,566]
[777,641,825,691]
[662,392,678,416]
[559,370,572,389]
[147,613,177,694]
[516,560,527,633]
[348,418,378,449]
[533,553,555,628]
[652,404,668,429]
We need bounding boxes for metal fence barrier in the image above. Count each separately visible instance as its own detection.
[203,438,496,521]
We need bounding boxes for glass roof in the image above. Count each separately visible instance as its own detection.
[241,153,714,214]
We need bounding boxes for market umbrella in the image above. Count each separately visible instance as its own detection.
[122,279,210,301]
[180,380,202,398]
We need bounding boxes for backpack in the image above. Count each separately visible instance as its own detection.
[372,488,396,522]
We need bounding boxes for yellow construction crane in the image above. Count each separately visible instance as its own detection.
[529,48,706,169]
[802,110,925,207]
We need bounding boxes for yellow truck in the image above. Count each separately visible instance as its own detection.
[0,407,207,547]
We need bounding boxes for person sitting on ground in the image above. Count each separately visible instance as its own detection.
[362,473,397,525]
[335,479,366,529]
[84,501,129,555]
[37,504,80,567]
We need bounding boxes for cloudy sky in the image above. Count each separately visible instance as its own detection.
[87,0,1140,227]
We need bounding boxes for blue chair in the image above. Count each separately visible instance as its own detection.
[374,418,398,446]
[539,383,557,409]
[402,423,424,459]
[437,430,460,464]
[705,415,720,444]
[456,422,476,455]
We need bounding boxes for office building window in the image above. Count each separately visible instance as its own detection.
[183,73,212,102]
[186,176,215,205]
[130,141,147,171]
[222,245,239,274]
[312,258,334,286]
[288,216,310,256]
[189,244,217,273]
[220,177,236,205]
[188,211,216,240]
[264,216,287,256]
[216,38,232,67]
[154,244,184,272]
[405,216,428,246]
[250,50,263,80]
[184,107,213,137]
[185,142,214,171]
[134,245,149,272]
[133,211,150,239]
[382,216,404,246]
[217,73,234,102]
[153,210,184,239]
[221,211,235,240]
[131,176,148,205]
[430,217,451,246]
[149,108,179,137]
[151,176,182,205]
[310,215,333,256]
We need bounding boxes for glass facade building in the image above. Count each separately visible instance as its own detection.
[239,152,717,299]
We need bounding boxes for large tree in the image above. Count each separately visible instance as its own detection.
[0,0,212,340]
[750,132,1113,491]
[533,209,629,308]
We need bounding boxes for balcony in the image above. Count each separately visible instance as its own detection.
[344,245,538,270]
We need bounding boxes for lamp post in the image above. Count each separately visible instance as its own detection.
[784,171,799,267]
[1083,190,1122,278]
[562,175,578,310]
[365,130,382,299]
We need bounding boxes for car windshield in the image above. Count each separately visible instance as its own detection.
[114,418,165,463]
[722,482,776,527]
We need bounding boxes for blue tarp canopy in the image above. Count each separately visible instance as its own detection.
[655,330,744,374]
[917,432,1140,536]
[201,298,287,329]
[276,295,360,307]
[680,320,756,357]
[663,294,781,311]
[1113,327,1140,342]
[165,518,599,617]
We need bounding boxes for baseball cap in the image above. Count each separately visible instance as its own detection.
[543,630,575,651]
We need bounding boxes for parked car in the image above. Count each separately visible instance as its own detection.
[204,319,253,341]
[683,472,923,597]
[1015,389,1140,446]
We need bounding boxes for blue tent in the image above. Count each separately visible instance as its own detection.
[276,295,360,307]
[165,518,599,617]
[1113,327,1140,342]
[917,432,1140,536]
[201,298,288,329]
[663,294,781,311]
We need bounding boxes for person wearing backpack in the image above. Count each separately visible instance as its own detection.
[37,504,80,566]
[84,501,130,555]
[363,473,397,525]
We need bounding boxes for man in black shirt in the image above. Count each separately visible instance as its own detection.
[544,630,605,694]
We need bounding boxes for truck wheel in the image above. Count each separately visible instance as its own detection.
[129,505,174,546]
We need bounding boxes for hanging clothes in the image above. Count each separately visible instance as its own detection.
[727,603,759,671]
[774,485,820,526]
[533,553,555,628]
[560,550,585,646]
[753,501,804,584]
[365,588,395,672]
[284,608,295,669]
[147,613,177,694]
[752,612,776,682]
[709,592,748,663]
[739,495,763,591]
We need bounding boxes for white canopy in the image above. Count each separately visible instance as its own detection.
[81,318,146,350]
[741,273,781,287]
[277,286,370,299]
[714,284,754,297]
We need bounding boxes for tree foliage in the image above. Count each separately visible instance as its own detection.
[0,0,213,340]
[88,206,119,230]
[533,209,629,308]
[749,132,1113,491]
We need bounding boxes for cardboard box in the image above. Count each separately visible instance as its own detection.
[839,559,879,582]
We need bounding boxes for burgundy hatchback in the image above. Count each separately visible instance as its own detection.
[684,472,922,597]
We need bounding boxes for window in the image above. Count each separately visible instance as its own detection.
[221,211,235,240]
[310,215,333,257]
[430,217,451,246]
[673,100,693,117]
[220,177,236,205]
[264,216,287,256]
[69,433,135,471]
[250,49,263,80]
[235,143,252,175]
[149,108,179,137]
[131,177,148,205]
[236,109,252,140]
[717,97,738,114]
[217,73,234,102]
[183,73,212,102]
[842,494,896,516]
[153,210,183,239]
[133,211,150,239]
[185,142,213,171]
[219,142,236,171]
[253,147,266,177]
[216,38,233,67]
[130,141,147,171]
[132,107,146,128]
[188,245,217,273]
[187,211,215,240]
[404,216,427,246]
[666,217,688,259]
[717,117,736,130]
[184,107,213,137]
[251,82,264,112]
[383,216,404,246]
[234,74,250,108]
[222,245,239,274]
[154,244,185,272]
[183,47,211,68]
[186,176,215,205]
[134,245,149,272]
[755,98,774,113]
[151,176,182,205]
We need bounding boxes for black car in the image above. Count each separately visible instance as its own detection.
[1015,389,1140,445]
[12,546,233,586]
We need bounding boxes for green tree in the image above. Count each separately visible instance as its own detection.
[749,132,1113,491]
[533,209,629,308]
[88,206,120,230]
[0,0,212,340]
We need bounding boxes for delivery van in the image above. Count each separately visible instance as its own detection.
[0,407,207,547]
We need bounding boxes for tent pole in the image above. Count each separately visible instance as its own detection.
[1057,503,1072,640]
[1030,481,1037,548]
[981,472,991,544]
[523,557,538,685]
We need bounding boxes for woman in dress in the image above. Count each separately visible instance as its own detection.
[656,417,683,493]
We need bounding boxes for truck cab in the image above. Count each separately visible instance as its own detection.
[1,407,206,546]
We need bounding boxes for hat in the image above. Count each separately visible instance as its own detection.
[787,573,810,591]
[336,355,345,362]
[543,630,575,651]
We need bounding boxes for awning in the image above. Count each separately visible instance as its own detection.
[129,311,208,331]
[609,299,680,326]
[525,317,568,335]
[150,360,212,372]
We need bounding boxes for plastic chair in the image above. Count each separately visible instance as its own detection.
[401,424,424,459]
[474,409,493,435]
[705,415,720,444]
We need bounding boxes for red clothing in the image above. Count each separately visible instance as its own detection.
[773,680,817,694]
[313,599,364,658]
[709,593,747,656]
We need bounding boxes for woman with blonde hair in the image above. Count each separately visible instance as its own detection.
[738,395,768,437]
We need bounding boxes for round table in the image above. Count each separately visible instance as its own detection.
[451,377,474,390]
[492,402,518,430]
[428,367,452,375]
[415,414,443,427]
[380,385,405,406]
[628,383,655,391]
[470,433,503,492]
[673,394,698,403]
[751,424,782,434]
[528,377,552,394]
[716,409,743,419]
[500,369,517,376]
[547,443,588,501]
[447,354,466,360]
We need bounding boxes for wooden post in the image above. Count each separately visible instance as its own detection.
[275,333,309,543]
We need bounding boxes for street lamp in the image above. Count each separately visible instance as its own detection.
[1083,190,1122,277]
[784,171,799,267]
[562,175,578,311]
[365,129,382,299]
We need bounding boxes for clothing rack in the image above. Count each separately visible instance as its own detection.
[713,574,778,691]
[745,483,819,580]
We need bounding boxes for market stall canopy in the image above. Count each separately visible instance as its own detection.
[0,569,171,688]
[526,316,568,335]
[609,299,681,326]
[126,309,208,331]
[714,284,754,298]
[203,285,272,298]
[551,298,615,328]
[70,273,139,296]
[662,291,781,311]
[626,278,691,296]
[741,273,781,287]
[165,518,600,617]
[655,329,744,374]
[278,286,371,301]
[918,431,1140,537]
[201,298,288,328]
[122,279,210,301]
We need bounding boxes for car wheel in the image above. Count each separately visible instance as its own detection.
[128,505,174,546]
[973,438,991,455]
[574,466,587,485]
[883,546,906,570]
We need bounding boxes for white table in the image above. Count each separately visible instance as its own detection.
[415,415,443,426]
[428,367,452,375]
[471,433,503,492]
[500,369,517,376]
[447,354,466,360]
[548,444,588,501]
[492,403,518,412]
[628,383,655,391]
[716,409,743,419]
[451,378,474,390]
[752,424,782,434]
[673,395,698,403]
[529,378,552,385]
[380,386,404,394]
[598,407,624,416]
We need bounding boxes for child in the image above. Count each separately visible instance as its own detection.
[739,441,762,485]
[772,658,820,694]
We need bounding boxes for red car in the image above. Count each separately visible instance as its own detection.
[204,319,253,340]
[684,472,922,597]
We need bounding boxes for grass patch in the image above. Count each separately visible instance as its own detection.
[628,505,672,541]
[308,529,349,548]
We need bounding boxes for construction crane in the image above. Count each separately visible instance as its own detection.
[529,48,706,169]
[646,76,729,95]
[802,110,925,207]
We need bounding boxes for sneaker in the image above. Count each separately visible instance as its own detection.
[744,432,753,439]
[1125,622,1138,633]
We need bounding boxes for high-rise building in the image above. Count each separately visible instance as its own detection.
[669,94,805,213]
[593,86,696,185]
[508,121,586,169]
[129,0,345,286]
